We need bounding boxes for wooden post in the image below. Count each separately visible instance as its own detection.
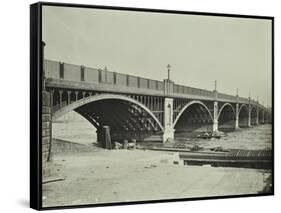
[102,126,112,149]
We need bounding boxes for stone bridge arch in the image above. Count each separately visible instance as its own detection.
[173,100,213,132]
[53,94,164,141]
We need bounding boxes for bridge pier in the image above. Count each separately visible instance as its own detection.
[212,101,219,132]
[256,111,259,125]
[59,90,63,108]
[75,91,79,101]
[67,91,71,104]
[235,103,239,129]
[248,105,252,127]
[163,97,174,143]
[96,127,103,146]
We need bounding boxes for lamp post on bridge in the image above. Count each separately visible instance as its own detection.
[262,101,265,124]
[163,64,173,95]
[167,64,171,81]
[256,96,259,125]
[248,92,252,127]
[163,64,174,143]
[213,80,218,99]
[235,88,239,129]
[214,80,217,91]
[212,80,219,133]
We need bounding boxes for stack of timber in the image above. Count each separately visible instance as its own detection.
[150,147,272,169]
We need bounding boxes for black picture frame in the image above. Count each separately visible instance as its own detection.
[30,2,274,210]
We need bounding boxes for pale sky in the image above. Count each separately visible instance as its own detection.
[42,6,272,106]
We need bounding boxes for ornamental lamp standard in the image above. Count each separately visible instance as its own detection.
[214,80,217,91]
[167,64,171,81]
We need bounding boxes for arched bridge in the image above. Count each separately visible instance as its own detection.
[44,59,272,143]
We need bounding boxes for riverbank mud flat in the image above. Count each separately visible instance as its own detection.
[43,147,271,207]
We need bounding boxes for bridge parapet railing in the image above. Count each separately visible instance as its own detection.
[45,60,266,108]
[155,80,164,91]
[239,97,249,103]
[84,67,99,83]
[100,69,115,84]
[64,63,81,81]
[45,60,60,79]
[173,84,213,98]
[217,93,237,102]
[45,59,165,91]
[115,72,127,86]
[250,100,263,108]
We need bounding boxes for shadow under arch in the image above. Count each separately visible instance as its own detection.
[250,106,258,125]
[258,109,264,124]
[173,100,213,133]
[52,94,164,141]
[238,104,249,127]
[217,103,236,131]
[217,103,235,120]
[238,104,249,116]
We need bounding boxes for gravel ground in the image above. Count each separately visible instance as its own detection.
[43,148,270,207]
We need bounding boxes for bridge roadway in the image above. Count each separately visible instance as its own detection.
[44,59,271,143]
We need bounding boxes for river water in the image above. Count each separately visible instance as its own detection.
[52,111,272,151]
[174,125,272,150]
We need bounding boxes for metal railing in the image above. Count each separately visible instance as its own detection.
[45,59,263,107]
[45,59,164,91]
[173,84,213,98]
[218,93,237,102]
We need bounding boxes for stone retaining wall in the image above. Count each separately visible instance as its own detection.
[42,90,51,178]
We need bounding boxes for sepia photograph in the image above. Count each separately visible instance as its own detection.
[36,2,273,209]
